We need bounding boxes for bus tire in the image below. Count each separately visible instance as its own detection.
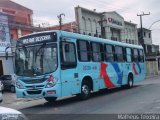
[127,75,133,88]
[44,97,57,103]
[79,81,91,100]
[10,86,15,93]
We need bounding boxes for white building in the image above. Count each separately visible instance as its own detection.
[75,6,138,44]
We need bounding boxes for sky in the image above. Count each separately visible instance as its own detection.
[13,0,160,45]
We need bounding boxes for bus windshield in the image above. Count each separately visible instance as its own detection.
[15,43,57,76]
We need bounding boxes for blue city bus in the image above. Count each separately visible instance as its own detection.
[15,30,146,102]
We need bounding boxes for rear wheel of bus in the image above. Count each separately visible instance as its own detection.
[127,74,134,88]
[44,97,57,103]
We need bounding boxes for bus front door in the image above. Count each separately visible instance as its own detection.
[60,41,80,96]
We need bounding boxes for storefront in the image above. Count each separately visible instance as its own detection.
[0,13,14,76]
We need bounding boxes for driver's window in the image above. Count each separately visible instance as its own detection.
[60,41,77,69]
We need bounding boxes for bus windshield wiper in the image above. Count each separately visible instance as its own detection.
[35,43,46,56]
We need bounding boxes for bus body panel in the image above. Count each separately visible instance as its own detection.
[15,30,146,99]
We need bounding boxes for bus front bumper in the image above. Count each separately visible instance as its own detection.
[16,84,61,98]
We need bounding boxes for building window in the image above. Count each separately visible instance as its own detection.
[149,33,151,38]
[94,34,98,37]
[144,32,146,37]
[126,39,129,43]
[138,32,140,37]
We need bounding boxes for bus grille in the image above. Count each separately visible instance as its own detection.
[27,90,42,94]
[22,78,46,84]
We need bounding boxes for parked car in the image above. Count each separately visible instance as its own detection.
[0,74,16,93]
[0,106,28,120]
[0,84,27,120]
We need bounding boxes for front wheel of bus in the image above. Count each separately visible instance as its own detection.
[44,97,57,103]
[79,81,91,100]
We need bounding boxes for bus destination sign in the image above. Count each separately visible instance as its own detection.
[22,35,51,44]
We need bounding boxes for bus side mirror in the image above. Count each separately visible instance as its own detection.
[6,51,8,60]
[5,46,10,60]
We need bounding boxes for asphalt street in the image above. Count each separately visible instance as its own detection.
[1,76,160,120]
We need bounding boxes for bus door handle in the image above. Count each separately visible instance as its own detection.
[64,80,68,83]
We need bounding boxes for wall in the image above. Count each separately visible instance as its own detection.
[75,7,101,37]
[0,13,14,75]
[146,61,159,76]
[0,0,33,25]
[0,0,34,41]
[75,6,138,44]
[123,22,138,44]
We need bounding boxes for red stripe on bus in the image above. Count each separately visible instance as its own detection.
[100,63,115,88]
[132,63,138,75]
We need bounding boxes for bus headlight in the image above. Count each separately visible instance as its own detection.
[45,74,58,88]
[16,81,24,89]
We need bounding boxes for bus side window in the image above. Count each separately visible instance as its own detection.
[139,49,144,62]
[126,48,132,62]
[115,46,124,62]
[123,47,127,62]
[77,40,90,62]
[91,42,103,62]
[105,44,114,62]
[60,42,77,69]
[133,49,139,62]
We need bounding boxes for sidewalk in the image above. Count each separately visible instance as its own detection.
[137,74,160,85]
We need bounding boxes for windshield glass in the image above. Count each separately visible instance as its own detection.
[15,43,57,76]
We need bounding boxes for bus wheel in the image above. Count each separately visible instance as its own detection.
[10,86,15,93]
[79,81,91,100]
[44,97,57,103]
[127,75,133,88]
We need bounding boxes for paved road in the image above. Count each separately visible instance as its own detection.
[1,76,160,120]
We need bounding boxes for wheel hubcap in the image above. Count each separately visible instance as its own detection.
[82,85,89,95]
[11,87,14,92]
[129,80,133,86]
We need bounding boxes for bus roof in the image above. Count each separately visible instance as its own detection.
[20,30,143,49]
[59,31,142,49]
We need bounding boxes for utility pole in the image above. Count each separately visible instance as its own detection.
[137,12,150,45]
[99,12,105,38]
[58,13,65,30]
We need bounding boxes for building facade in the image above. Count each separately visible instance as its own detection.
[0,0,41,41]
[0,13,14,75]
[0,0,43,76]
[137,28,159,55]
[47,22,78,33]
[75,6,138,44]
